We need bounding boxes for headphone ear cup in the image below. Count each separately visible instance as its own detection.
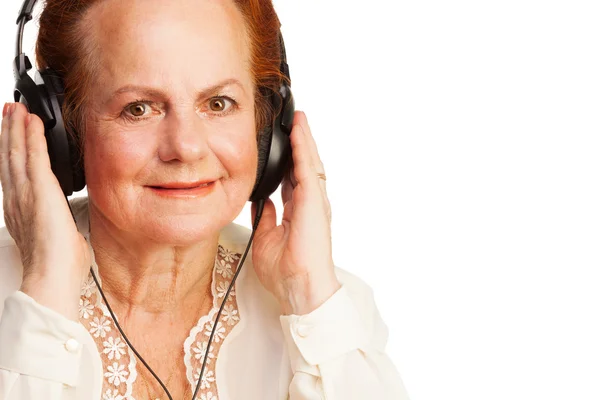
[278,83,295,139]
[39,69,86,194]
[253,126,271,194]
[249,84,295,202]
[24,69,84,196]
[14,67,72,195]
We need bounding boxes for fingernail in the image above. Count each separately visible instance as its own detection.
[25,114,32,128]
[8,103,15,117]
[2,103,8,118]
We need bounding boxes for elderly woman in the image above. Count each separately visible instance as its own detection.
[0,0,408,399]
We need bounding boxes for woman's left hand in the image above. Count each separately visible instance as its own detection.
[251,110,341,315]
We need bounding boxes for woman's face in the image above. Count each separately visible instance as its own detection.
[83,0,257,243]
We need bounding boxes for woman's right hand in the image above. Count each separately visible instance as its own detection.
[0,102,90,321]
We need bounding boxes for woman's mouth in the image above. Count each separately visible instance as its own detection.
[148,181,216,198]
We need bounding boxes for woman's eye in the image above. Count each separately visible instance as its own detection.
[208,97,233,113]
[127,102,149,117]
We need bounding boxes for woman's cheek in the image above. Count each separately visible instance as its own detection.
[85,128,156,184]
[210,125,257,174]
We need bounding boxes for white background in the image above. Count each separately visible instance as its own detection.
[1,1,600,399]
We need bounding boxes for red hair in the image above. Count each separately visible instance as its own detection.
[35,0,289,154]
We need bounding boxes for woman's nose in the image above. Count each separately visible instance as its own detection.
[158,110,210,163]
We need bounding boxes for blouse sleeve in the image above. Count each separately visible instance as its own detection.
[279,277,410,400]
[0,291,89,400]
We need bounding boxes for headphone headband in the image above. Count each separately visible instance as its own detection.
[17,0,37,23]
[14,0,55,124]
[16,0,36,60]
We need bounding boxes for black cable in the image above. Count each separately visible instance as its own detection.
[191,198,265,399]
[89,267,175,400]
[69,197,266,399]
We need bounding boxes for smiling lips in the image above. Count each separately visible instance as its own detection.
[148,180,216,197]
[150,180,215,189]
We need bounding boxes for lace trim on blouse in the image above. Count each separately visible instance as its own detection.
[78,244,242,400]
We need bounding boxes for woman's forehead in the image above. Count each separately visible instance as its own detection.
[85,0,252,97]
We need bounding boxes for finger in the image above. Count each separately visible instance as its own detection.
[0,104,12,191]
[25,111,52,184]
[295,111,324,172]
[284,163,298,188]
[289,116,319,193]
[289,112,333,225]
[281,197,294,224]
[295,111,327,194]
[7,103,29,189]
[297,112,332,221]
[281,162,297,207]
[281,171,293,205]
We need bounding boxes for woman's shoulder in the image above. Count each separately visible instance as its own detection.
[218,220,253,254]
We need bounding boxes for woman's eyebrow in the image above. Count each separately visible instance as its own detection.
[111,78,245,99]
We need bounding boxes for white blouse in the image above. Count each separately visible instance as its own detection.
[0,197,409,400]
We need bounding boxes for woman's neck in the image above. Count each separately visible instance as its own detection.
[87,204,219,319]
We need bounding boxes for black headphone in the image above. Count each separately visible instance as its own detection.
[13,0,295,203]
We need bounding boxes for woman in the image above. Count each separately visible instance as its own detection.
[0,0,409,399]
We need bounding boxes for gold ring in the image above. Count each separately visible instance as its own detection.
[317,173,326,181]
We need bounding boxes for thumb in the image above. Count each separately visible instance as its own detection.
[251,198,277,236]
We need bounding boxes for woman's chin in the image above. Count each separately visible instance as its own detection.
[140,216,228,245]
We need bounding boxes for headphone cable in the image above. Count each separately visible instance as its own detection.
[191,198,264,399]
